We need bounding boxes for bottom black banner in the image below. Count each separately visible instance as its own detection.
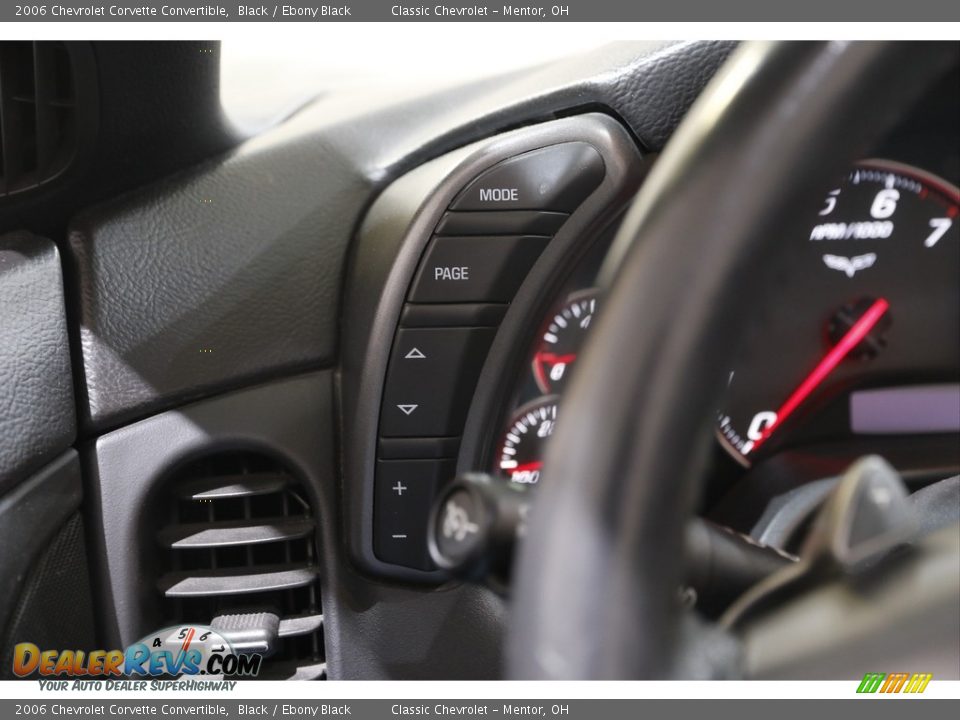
[1,700,958,719]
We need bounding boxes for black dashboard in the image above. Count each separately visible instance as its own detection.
[27,40,740,681]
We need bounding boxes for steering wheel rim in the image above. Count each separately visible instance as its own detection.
[507,41,957,679]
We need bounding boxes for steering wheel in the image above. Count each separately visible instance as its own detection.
[507,42,959,679]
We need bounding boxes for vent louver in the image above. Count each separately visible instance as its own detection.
[0,41,83,197]
[156,453,326,680]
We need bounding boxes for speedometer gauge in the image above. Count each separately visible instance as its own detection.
[497,396,559,485]
[717,160,960,465]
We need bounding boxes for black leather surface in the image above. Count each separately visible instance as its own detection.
[67,41,735,430]
[68,137,364,429]
[0,232,75,493]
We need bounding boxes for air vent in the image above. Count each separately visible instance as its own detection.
[0,42,87,197]
[156,453,326,680]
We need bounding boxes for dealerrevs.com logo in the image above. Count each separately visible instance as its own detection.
[13,625,261,678]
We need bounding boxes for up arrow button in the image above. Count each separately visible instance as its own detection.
[380,327,497,437]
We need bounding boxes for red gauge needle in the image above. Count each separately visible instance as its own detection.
[533,352,577,390]
[749,297,890,454]
[536,352,578,364]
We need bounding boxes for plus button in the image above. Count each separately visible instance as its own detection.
[393,481,408,496]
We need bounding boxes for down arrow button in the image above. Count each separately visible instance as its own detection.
[381,327,497,437]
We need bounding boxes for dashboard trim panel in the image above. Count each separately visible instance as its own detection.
[340,113,645,581]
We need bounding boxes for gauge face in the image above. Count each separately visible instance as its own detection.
[532,289,598,394]
[718,160,960,464]
[497,396,559,485]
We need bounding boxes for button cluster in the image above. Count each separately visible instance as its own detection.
[374,142,605,570]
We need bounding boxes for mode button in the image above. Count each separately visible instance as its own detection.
[449,142,605,212]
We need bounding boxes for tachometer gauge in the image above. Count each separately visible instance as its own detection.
[497,396,559,485]
[532,289,598,394]
[717,160,960,465]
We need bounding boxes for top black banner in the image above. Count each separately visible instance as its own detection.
[5,0,960,22]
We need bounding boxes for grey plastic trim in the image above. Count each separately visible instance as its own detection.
[159,565,319,598]
[85,371,337,649]
[742,522,960,679]
[341,113,645,581]
[279,613,324,638]
[750,478,839,549]
[176,473,289,500]
[83,368,506,680]
[158,517,315,549]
